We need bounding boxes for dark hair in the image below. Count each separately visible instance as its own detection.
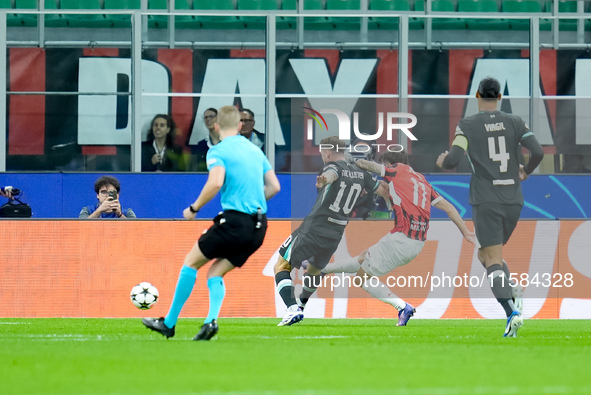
[239,108,255,118]
[478,77,501,100]
[148,114,176,148]
[94,176,121,194]
[380,150,408,165]
[204,108,218,116]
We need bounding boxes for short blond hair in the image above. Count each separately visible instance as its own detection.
[216,105,240,131]
[319,136,346,151]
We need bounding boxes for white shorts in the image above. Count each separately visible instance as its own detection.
[361,232,425,277]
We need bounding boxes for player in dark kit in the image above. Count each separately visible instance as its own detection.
[436,77,544,337]
[273,136,383,326]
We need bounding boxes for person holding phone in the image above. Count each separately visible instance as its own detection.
[79,175,136,219]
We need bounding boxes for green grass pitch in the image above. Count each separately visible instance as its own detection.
[1,318,590,394]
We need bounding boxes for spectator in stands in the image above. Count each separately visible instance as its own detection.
[191,108,220,171]
[79,176,136,219]
[142,114,185,172]
[239,108,265,151]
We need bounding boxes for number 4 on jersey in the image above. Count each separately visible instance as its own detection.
[488,136,509,173]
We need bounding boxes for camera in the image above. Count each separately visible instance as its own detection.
[2,186,21,196]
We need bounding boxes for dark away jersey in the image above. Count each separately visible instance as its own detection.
[299,160,379,240]
[381,163,441,241]
[455,110,533,206]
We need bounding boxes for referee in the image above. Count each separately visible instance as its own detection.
[143,105,281,341]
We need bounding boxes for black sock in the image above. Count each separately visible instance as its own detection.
[487,264,515,317]
[299,272,325,305]
[275,271,296,308]
[502,259,516,285]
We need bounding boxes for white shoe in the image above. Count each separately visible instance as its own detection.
[512,283,524,314]
[278,305,304,327]
[504,311,523,338]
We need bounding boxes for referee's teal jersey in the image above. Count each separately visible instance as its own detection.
[206,134,272,214]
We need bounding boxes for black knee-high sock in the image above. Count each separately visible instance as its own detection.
[299,272,325,305]
[275,271,296,308]
[487,264,516,317]
[501,259,515,285]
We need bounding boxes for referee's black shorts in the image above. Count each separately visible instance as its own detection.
[278,227,341,270]
[198,210,268,267]
[472,203,522,248]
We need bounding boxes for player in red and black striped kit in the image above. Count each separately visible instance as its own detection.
[322,150,475,326]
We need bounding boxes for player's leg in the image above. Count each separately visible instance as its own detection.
[191,258,236,341]
[355,266,413,326]
[142,241,211,338]
[501,205,525,314]
[357,233,424,326]
[297,237,343,309]
[274,255,305,326]
[473,204,523,337]
[298,263,325,309]
[322,252,365,274]
[194,215,268,340]
[503,259,523,313]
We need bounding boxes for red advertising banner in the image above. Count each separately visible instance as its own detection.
[1,220,589,319]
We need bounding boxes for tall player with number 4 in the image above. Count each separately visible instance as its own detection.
[436,77,544,337]
[273,136,382,326]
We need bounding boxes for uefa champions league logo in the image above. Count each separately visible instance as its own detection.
[303,107,418,152]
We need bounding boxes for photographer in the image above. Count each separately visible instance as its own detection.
[79,176,136,219]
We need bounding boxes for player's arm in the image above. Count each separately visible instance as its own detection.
[356,159,383,175]
[433,197,476,245]
[264,169,281,200]
[437,134,467,169]
[519,134,544,181]
[316,166,339,188]
[184,166,225,220]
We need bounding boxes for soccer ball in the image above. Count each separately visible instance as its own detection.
[130,282,159,310]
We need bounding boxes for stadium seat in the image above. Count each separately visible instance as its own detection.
[326,0,362,30]
[42,0,68,27]
[104,0,140,29]
[2,0,26,27]
[369,0,424,30]
[148,0,197,29]
[545,1,581,31]
[193,0,243,29]
[415,0,466,30]
[237,0,289,29]
[285,0,332,30]
[502,0,550,31]
[60,0,112,28]
[281,0,297,28]
[457,0,509,30]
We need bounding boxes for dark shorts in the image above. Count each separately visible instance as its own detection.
[278,227,341,270]
[472,203,522,248]
[198,210,268,268]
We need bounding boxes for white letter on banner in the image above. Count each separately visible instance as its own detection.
[77,58,168,145]
[465,59,553,145]
[560,221,591,318]
[188,59,285,146]
[290,58,377,143]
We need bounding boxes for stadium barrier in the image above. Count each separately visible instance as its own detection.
[1,220,590,319]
